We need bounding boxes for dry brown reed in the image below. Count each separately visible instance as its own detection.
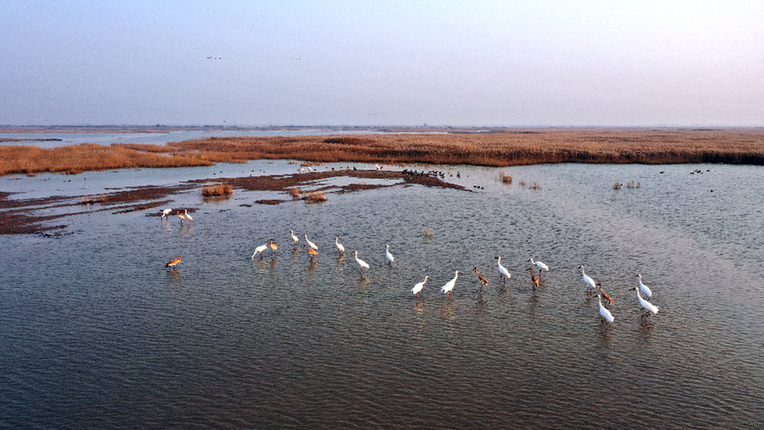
[201,183,233,197]
[304,191,327,203]
[500,171,513,184]
[289,188,300,199]
[4,129,764,176]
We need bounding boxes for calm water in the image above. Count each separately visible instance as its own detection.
[0,129,390,149]
[1,161,763,429]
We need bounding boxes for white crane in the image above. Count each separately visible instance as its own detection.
[385,244,395,265]
[496,256,511,284]
[335,237,345,255]
[579,265,596,291]
[184,209,193,221]
[303,234,318,251]
[528,258,549,275]
[251,244,267,259]
[161,208,173,218]
[411,276,430,296]
[632,287,659,316]
[353,250,369,274]
[636,274,653,298]
[598,294,614,323]
[440,270,461,296]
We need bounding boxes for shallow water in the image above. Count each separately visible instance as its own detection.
[1,162,763,428]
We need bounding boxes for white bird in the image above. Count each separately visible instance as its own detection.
[579,265,597,291]
[303,234,318,251]
[184,209,193,221]
[496,256,511,284]
[335,237,345,255]
[411,276,430,296]
[251,244,267,259]
[633,287,659,315]
[353,250,370,274]
[385,244,395,265]
[440,270,461,296]
[528,258,549,274]
[598,294,615,323]
[636,274,653,298]
[161,208,172,218]
[290,230,299,243]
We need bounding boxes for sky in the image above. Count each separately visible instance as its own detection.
[2,0,763,127]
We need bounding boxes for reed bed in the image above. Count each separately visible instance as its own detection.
[3,129,764,176]
[201,183,233,197]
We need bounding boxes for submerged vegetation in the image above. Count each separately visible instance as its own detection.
[3,129,764,176]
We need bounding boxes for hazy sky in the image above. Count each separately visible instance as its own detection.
[2,1,763,126]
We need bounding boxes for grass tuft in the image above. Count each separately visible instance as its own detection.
[304,191,327,203]
[201,183,233,197]
[500,171,513,184]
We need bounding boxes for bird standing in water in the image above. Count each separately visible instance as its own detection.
[411,276,430,297]
[636,274,653,298]
[440,271,461,297]
[335,238,345,256]
[353,250,369,275]
[496,256,511,284]
[165,255,182,270]
[528,258,549,276]
[474,267,489,289]
[579,265,596,291]
[526,267,539,289]
[385,245,395,265]
[597,283,614,306]
[598,294,614,323]
[304,234,318,251]
[251,244,267,259]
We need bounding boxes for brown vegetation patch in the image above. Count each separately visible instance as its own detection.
[255,200,285,205]
[3,129,764,176]
[201,183,233,197]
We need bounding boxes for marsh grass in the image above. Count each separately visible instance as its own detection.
[499,172,513,184]
[304,191,327,203]
[289,188,300,199]
[4,129,764,176]
[201,183,233,197]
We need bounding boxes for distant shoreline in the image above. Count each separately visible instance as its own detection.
[2,128,764,176]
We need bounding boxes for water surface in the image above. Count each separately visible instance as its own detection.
[1,162,763,428]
